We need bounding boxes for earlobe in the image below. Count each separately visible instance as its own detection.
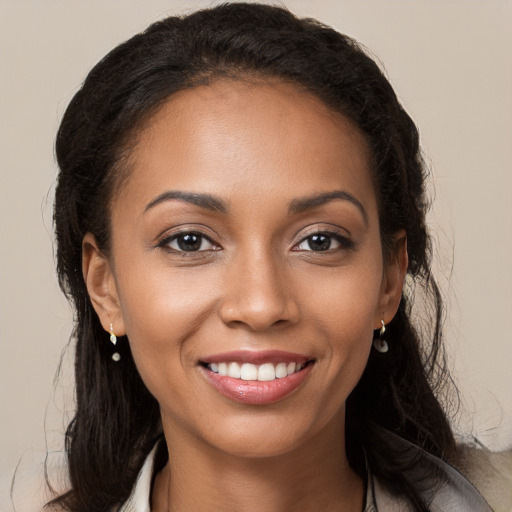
[82,233,126,336]
[376,230,408,328]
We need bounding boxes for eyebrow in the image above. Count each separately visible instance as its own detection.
[144,191,228,214]
[289,190,368,225]
[144,189,367,223]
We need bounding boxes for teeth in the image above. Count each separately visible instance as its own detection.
[227,362,241,378]
[240,363,258,381]
[207,361,306,381]
[258,363,275,381]
[275,362,287,378]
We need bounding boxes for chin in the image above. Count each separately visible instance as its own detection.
[195,406,345,460]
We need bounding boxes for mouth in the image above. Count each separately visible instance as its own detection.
[199,350,315,404]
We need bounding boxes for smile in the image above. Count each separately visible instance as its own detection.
[200,350,314,404]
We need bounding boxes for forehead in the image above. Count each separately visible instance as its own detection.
[116,79,376,217]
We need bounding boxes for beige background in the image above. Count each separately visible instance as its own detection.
[1,0,511,498]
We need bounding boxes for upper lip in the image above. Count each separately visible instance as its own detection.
[200,350,312,366]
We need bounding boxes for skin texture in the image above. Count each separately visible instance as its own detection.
[83,80,407,511]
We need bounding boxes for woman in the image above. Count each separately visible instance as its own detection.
[43,3,495,511]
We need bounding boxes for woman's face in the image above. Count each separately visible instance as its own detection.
[85,79,405,458]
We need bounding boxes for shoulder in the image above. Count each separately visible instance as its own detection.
[371,460,494,512]
[457,444,512,512]
[369,435,509,512]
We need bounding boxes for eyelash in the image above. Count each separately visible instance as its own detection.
[157,229,354,254]
[157,231,220,254]
[293,230,354,252]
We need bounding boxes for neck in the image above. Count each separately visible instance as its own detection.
[152,417,364,512]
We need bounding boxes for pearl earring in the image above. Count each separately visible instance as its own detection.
[109,323,121,362]
[372,320,388,353]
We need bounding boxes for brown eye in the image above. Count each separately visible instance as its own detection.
[161,232,218,252]
[296,233,340,252]
[176,233,202,251]
[307,234,332,251]
[294,231,354,252]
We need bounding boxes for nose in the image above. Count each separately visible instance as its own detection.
[219,249,300,331]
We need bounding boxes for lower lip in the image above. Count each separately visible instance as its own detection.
[201,363,313,405]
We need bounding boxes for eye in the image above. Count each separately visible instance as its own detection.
[294,232,352,252]
[160,232,218,252]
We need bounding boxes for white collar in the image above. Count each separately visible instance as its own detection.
[119,442,159,512]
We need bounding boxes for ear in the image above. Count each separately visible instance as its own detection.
[375,230,408,328]
[82,233,126,336]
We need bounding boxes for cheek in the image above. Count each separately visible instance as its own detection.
[301,260,383,336]
[305,298,375,426]
[117,256,215,329]
[115,274,218,427]
[299,258,382,384]
[113,263,218,382]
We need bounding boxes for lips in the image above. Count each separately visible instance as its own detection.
[199,350,314,404]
